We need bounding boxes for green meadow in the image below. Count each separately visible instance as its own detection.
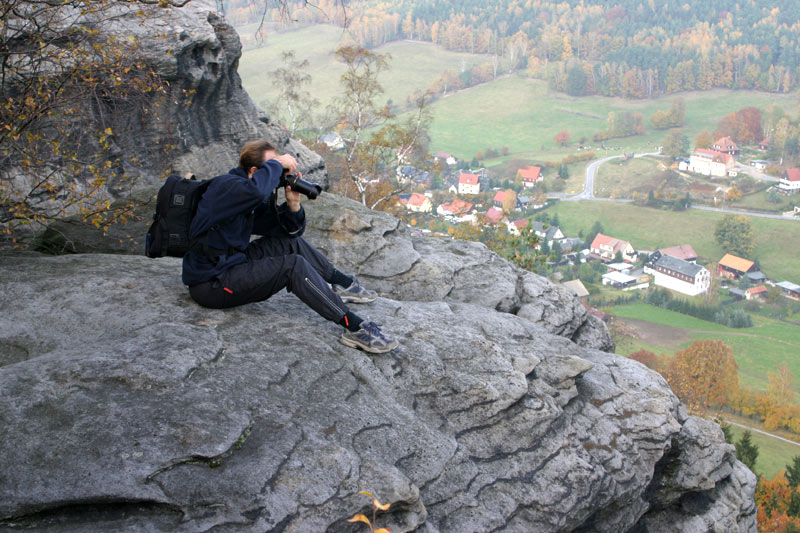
[238,25,794,164]
[727,422,800,480]
[543,200,800,282]
[425,77,791,160]
[238,24,495,114]
[612,303,800,393]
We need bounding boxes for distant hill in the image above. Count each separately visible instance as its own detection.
[228,0,800,98]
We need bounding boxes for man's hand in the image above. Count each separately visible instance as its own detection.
[273,153,298,174]
[285,186,302,212]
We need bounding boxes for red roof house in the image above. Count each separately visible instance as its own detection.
[590,233,635,261]
[659,245,698,262]
[437,197,473,217]
[713,137,739,155]
[485,207,504,223]
[745,285,768,300]
[518,166,543,187]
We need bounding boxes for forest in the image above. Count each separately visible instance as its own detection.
[223,0,800,98]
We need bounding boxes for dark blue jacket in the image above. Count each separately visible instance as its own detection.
[181,161,306,286]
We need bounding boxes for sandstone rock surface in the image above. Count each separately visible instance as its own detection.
[37,192,612,352]
[0,253,757,532]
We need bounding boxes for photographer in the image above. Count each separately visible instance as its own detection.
[182,139,398,354]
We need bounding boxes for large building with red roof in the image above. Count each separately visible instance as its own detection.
[458,172,480,195]
[688,148,735,177]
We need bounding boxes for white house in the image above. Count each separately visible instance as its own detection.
[650,255,710,296]
[590,233,635,261]
[777,168,800,195]
[458,172,480,195]
[434,152,457,166]
[318,132,344,150]
[688,149,735,177]
[530,221,565,248]
[402,192,432,213]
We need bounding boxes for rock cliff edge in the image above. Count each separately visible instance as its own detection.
[0,196,757,532]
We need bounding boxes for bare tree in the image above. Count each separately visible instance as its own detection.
[267,50,319,136]
[326,45,430,209]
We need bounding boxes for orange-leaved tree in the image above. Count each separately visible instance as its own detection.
[664,340,739,410]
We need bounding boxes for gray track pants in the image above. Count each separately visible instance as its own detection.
[188,236,348,323]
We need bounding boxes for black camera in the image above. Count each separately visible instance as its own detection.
[280,171,322,200]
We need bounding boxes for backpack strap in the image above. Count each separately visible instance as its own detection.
[190,211,255,259]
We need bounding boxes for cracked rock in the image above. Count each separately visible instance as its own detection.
[0,253,756,532]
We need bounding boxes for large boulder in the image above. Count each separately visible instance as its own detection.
[35,191,613,351]
[0,253,757,532]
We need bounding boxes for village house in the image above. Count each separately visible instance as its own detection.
[650,255,711,296]
[458,172,481,195]
[759,138,771,151]
[318,131,344,151]
[436,197,474,223]
[745,285,768,300]
[717,253,758,280]
[712,136,740,155]
[529,221,565,248]
[485,207,504,224]
[562,279,589,306]
[728,287,746,300]
[395,166,431,188]
[517,166,543,188]
[746,271,767,284]
[398,192,432,213]
[776,281,800,301]
[434,152,457,166]
[685,148,736,177]
[607,262,634,275]
[590,233,635,262]
[777,168,800,195]
[493,190,518,210]
[601,270,649,291]
[510,219,529,236]
[658,244,698,263]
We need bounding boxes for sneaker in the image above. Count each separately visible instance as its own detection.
[340,321,399,354]
[333,278,378,304]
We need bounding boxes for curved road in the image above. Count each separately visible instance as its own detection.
[554,152,799,221]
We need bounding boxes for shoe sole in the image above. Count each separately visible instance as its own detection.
[339,295,378,304]
[339,336,399,354]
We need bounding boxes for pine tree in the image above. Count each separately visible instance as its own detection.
[786,456,800,488]
[736,431,759,472]
[719,420,734,444]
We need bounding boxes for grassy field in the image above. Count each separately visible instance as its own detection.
[424,76,792,160]
[611,303,800,393]
[735,188,793,213]
[238,25,795,164]
[542,200,800,282]
[238,25,497,115]
[594,156,665,198]
[727,420,800,479]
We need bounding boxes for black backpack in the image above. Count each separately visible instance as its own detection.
[145,174,213,258]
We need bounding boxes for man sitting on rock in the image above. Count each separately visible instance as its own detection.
[182,139,398,354]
